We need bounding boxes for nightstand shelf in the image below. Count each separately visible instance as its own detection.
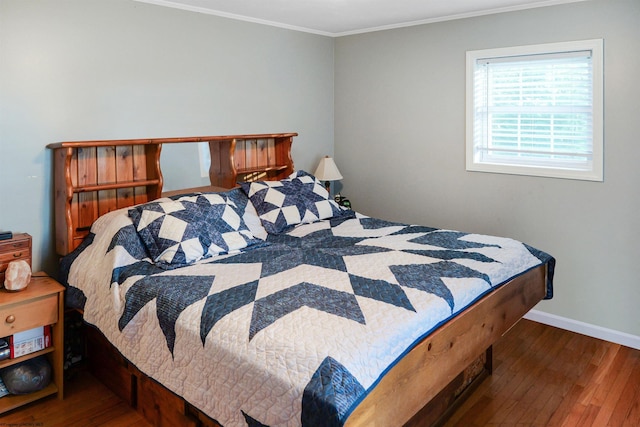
[0,347,55,369]
[0,274,64,414]
[0,382,58,413]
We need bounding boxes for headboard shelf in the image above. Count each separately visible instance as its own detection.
[209,135,295,188]
[71,179,162,194]
[236,164,289,175]
[49,132,297,255]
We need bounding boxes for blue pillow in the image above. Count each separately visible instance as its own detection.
[240,170,347,234]
[129,193,260,267]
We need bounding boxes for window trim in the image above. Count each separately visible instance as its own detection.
[465,39,604,181]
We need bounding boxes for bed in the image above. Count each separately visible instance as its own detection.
[49,133,554,427]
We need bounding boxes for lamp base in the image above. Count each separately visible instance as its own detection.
[324,181,331,194]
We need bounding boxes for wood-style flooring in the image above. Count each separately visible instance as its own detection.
[0,367,150,427]
[1,319,638,426]
[443,320,640,427]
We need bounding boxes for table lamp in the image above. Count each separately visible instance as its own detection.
[314,156,343,194]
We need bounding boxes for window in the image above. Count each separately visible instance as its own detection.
[199,142,211,178]
[466,39,603,181]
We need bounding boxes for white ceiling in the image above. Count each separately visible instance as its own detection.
[134,0,588,36]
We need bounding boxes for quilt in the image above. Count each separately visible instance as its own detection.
[61,193,554,427]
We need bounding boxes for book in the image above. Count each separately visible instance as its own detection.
[0,377,9,398]
[0,338,8,361]
[9,325,52,358]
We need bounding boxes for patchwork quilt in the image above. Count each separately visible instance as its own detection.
[61,192,554,427]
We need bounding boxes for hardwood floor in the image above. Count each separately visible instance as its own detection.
[0,319,638,426]
[0,368,150,427]
[443,320,640,427]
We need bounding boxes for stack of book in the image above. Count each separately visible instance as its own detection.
[2,326,51,360]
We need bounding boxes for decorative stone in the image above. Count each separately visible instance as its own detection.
[4,260,31,291]
[0,356,51,394]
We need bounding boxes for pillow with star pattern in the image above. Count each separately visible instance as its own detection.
[169,188,268,241]
[240,170,349,234]
[129,193,261,267]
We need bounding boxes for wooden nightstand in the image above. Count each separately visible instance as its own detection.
[0,274,64,413]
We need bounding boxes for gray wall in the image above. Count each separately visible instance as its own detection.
[0,0,334,273]
[335,0,640,337]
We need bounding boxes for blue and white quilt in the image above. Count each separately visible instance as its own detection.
[61,189,554,427]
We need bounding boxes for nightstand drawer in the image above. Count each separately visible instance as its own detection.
[0,237,31,253]
[0,294,58,337]
[0,251,31,264]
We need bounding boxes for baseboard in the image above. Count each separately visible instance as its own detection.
[524,309,640,350]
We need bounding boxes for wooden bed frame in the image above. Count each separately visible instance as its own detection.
[48,133,548,427]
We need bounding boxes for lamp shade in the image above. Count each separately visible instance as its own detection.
[314,156,343,182]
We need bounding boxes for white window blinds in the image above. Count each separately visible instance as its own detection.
[466,40,603,181]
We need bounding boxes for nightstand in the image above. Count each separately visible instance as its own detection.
[0,274,64,413]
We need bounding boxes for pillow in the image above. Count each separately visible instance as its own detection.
[240,170,347,234]
[129,193,260,267]
[169,189,268,240]
[219,187,268,240]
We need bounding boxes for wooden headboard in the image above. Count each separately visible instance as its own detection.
[48,133,297,256]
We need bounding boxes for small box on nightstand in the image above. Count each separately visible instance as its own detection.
[0,233,32,285]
